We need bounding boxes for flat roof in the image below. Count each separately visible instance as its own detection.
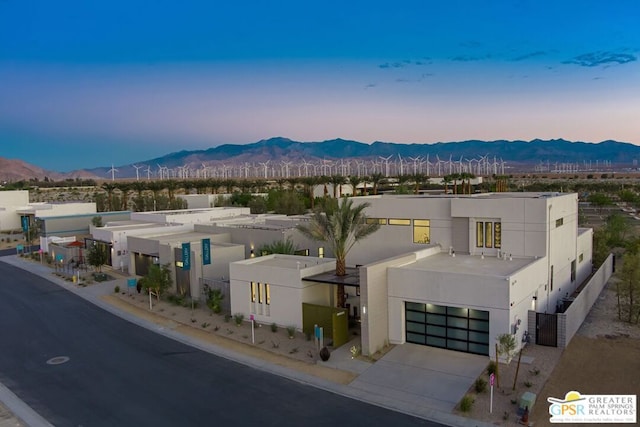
[361,192,570,201]
[401,252,536,277]
[243,254,333,270]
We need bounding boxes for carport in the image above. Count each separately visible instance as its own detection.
[349,343,487,412]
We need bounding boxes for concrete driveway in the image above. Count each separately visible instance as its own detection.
[350,344,488,413]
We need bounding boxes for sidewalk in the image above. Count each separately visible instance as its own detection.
[0,256,493,427]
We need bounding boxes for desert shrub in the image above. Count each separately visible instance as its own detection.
[459,394,475,412]
[114,285,120,293]
[233,313,244,326]
[474,378,487,393]
[270,322,278,333]
[487,360,497,375]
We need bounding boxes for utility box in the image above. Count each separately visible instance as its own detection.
[520,391,536,411]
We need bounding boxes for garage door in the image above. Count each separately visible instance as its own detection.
[405,302,489,355]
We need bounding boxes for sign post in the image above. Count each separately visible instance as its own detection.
[489,373,495,414]
[250,314,255,344]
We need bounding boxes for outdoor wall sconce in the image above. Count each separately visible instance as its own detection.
[532,295,537,301]
[250,248,255,258]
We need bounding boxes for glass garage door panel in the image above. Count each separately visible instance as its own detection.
[405,302,489,355]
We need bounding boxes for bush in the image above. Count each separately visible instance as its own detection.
[286,325,296,338]
[114,285,120,293]
[459,394,475,412]
[233,313,244,326]
[270,322,278,333]
[224,314,231,323]
[487,360,497,375]
[474,378,487,393]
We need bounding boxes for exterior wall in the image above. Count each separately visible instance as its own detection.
[92,223,193,269]
[38,211,130,238]
[576,228,593,285]
[130,207,249,225]
[558,254,614,348]
[361,251,420,356]
[177,194,216,209]
[229,255,335,329]
[350,195,452,266]
[0,190,29,231]
[387,258,511,359]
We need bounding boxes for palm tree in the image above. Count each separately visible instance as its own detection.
[370,173,385,195]
[101,182,118,211]
[348,175,362,196]
[329,174,347,198]
[297,198,380,308]
[442,175,453,194]
[412,173,428,195]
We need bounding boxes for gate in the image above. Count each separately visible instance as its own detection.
[536,312,558,347]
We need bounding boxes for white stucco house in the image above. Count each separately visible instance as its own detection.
[351,192,592,358]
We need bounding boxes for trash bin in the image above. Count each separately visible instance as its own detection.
[519,391,536,411]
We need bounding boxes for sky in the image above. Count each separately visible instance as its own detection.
[0,0,639,171]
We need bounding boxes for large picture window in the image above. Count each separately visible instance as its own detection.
[413,219,430,244]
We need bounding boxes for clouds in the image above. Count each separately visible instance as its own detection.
[563,51,637,67]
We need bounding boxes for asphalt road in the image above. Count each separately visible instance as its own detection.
[0,262,437,427]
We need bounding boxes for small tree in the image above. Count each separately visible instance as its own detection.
[91,216,103,227]
[617,251,640,323]
[140,263,173,298]
[496,333,517,363]
[86,243,109,272]
[205,286,224,314]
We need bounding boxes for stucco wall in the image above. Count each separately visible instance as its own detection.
[360,252,418,356]
[558,254,614,348]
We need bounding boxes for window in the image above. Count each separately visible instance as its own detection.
[318,247,324,258]
[556,218,564,227]
[579,253,584,263]
[476,222,484,247]
[476,220,501,249]
[366,218,387,225]
[389,218,411,226]
[571,260,576,282]
[258,282,263,304]
[550,265,554,291]
[484,222,493,248]
[294,249,309,256]
[251,281,257,302]
[265,284,270,305]
[413,219,430,244]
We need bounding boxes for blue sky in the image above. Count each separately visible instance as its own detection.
[1,0,639,171]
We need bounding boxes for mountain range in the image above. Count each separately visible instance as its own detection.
[2,137,639,182]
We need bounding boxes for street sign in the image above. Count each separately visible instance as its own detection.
[202,238,211,265]
[182,242,191,270]
[490,373,495,386]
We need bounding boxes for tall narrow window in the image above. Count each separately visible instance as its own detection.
[265,284,270,305]
[318,247,324,258]
[484,222,493,248]
[251,281,256,302]
[258,282,263,304]
[550,265,554,291]
[413,219,430,244]
[494,222,501,248]
[476,222,484,247]
[571,260,576,282]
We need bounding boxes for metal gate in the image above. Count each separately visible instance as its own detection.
[536,312,558,347]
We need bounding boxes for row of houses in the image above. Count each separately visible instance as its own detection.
[0,189,599,360]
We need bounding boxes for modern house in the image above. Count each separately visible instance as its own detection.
[351,193,592,358]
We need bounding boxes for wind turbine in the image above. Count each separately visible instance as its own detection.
[108,164,118,181]
[132,164,143,181]
[379,155,393,177]
[145,165,153,180]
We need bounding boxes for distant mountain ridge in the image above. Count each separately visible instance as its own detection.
[2,137,640,181]
[87,137,640,178]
